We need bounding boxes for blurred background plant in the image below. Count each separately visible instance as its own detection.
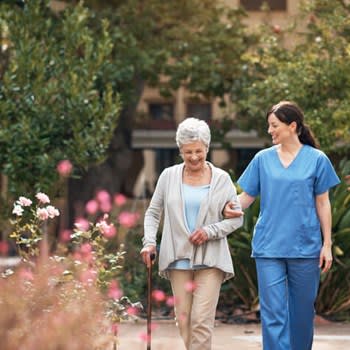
[0,261,117,350]
[316,159,350,320]
[1,190,145,349]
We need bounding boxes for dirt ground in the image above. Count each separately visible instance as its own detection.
[117,319,350,350]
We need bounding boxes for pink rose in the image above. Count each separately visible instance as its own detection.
[36,192,50,204]
[97,220,117,238]
[57,159,73,177]
[36,208,49,220]
[100,200,112,213]
[152,289,166,302]
[96,190,111,203]
[108,280,123,300]
[17,196,32,206]
[59,229,72,243]
[85,199,99,215]
[114,193,127,207]
[118,211,140,228]
[166,295,176,307]
[46,205,60,218]
[74,217,90,231]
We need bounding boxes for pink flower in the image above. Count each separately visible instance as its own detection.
[57,159,73,177]
[12,204,24,216]
[114,193,127,207]
[59,229,72,243]
[17,196,32,206]
[152,289,166,302]
[127,306,139,316]
[166,296,176,307]
[111,323,119,334]
[79,243,93,262]
[74,217,90,231]
[184,281,197,292]
[96,190,111,203]
[118,211,140,228]
[36,192,50,204]
[0,241,9,255]
[139,332,150,343]
[85,199,99,215]
[19,268,34,281]
[79,268,97,284]
[97,220,117,238]
[46,205,60,218]
[100,200,112,213]
[96,190,112,213]
[36,207,49,220]
[108,280,123,299]
[80,242,92,255]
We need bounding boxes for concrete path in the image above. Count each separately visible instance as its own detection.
[117,319,350,350]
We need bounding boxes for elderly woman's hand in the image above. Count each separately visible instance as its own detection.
[223,201,244,219]
[189,228,208,245]
[140,245,156,268]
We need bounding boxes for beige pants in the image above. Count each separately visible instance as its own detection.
[169,268,224,350]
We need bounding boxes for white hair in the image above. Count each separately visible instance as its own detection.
[176,117,211,149]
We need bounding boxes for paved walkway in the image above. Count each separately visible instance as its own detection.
[117,319,350,350]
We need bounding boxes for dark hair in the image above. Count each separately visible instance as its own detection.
[266,101,319,148]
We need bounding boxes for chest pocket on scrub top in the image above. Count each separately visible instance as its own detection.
[293,178,315,207]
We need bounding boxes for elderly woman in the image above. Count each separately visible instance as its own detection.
[141,117,243,350]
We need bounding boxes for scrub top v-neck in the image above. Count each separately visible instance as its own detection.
[238,145,340,258]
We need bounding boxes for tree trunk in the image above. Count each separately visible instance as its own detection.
[67,79,145,227]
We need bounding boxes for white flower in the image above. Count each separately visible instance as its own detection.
[12,204,24,216]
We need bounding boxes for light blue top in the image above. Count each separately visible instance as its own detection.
[168,183,210,270]
[237,145,340,258]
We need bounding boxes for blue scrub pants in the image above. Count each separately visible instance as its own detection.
[255,258,320,350]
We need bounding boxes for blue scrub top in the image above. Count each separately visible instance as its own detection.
[238,145,340,258]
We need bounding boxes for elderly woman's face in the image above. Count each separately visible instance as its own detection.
[180,141,207,171]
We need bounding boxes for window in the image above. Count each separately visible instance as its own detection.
[240,0,287,11]
[149,103,174,121]
[137,103,176,129]
[186,103,212,122]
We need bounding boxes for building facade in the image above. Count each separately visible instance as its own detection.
[131,0,300,196]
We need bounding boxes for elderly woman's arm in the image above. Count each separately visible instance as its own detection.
[141,170,166,266]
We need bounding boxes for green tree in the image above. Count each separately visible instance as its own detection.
[231,0,350,154]
[0,0,121,199]
[66,0,256,220]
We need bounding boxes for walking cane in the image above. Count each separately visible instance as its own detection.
[147,253,156,350]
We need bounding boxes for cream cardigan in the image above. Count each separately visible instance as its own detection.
[142,162,243,282]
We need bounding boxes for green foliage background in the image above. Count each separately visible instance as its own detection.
[0,0,121,198]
